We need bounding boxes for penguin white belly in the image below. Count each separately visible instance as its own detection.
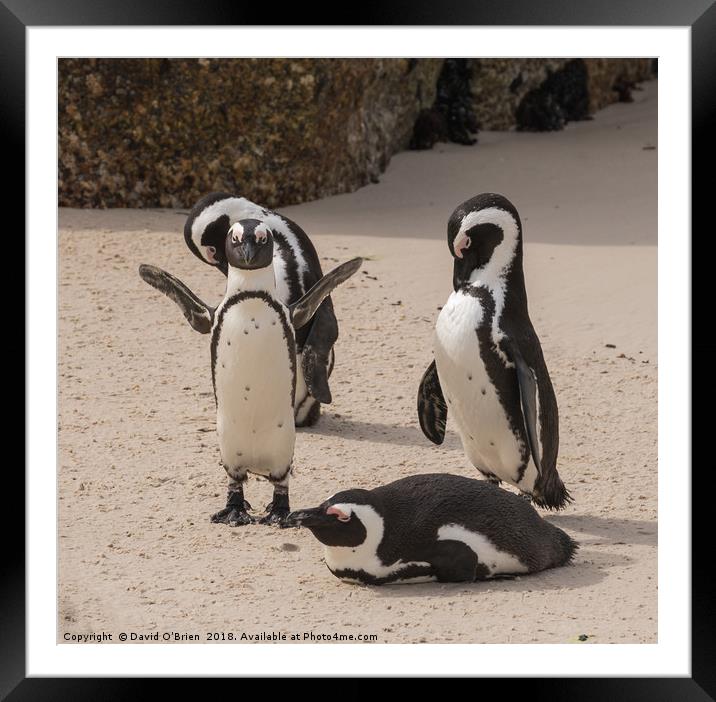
[433,291,525,486]
[214,298,295,476]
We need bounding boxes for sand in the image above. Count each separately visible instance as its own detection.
[58,81,657,644]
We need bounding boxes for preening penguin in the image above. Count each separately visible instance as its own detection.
[417,193,571,509]
[285,473,577,585]
[139,222,361,525]
[184,192,340,427]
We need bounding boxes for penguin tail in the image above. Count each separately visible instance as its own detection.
[555,529,579,567]
[533,471,573,511]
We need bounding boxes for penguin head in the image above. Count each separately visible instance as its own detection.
[285,490,377,547]
[183,192,237,276]
[188,216,230,275]
[225,219,274,271]
[447,193,523,276]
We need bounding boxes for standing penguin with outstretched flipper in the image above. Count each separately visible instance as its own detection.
[417,193,571,510]
[139,220,362,525]
[183,192,339,427]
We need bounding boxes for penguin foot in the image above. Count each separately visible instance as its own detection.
[211,489,254,526]
[259,508,290,526]
[259,491,290,526]
[210,505,255,526]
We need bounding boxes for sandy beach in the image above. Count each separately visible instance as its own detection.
[58,81,657,644]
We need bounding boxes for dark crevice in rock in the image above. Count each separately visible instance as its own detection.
[410,59,479,150]
[612,74,642,103]
[515,59,592,132]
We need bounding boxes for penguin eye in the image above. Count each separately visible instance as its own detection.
[256,229,269,244]
[230,226,243,244]
[326,506,350,522]
[453,233,471,259]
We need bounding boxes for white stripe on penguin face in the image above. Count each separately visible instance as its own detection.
[229,221,245,244]
[462,206,521,366]
[459,206,520,285]
[322,503,430,578]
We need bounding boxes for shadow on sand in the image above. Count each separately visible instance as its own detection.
[366,548,633,598]
[546,513,657,547]
[303,414,462,451]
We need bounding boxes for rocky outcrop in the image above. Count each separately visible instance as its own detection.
[59,58,441,208]
[466,58,654,130]
[59,58,654,209]
[582,58,655,111]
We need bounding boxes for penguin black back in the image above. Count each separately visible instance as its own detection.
[366,474,576,573]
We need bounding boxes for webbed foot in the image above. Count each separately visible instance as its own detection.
[211,488,254,526]
[211,505,255,526]
[259,489,290,526]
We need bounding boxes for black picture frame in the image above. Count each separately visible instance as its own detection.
[7,0,708,697]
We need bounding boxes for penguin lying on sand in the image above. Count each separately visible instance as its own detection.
[184,192,341,427]
[285,473,577,585]
[417,193,571,510]
[140,219,362,525]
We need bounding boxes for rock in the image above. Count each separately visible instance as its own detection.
[59,58,653,208]
[583,58,653,112]
[467,58,654,131]
[59,58,441,208]
[467,58,568,131]
[410,108,449,150]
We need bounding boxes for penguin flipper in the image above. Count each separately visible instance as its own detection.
[504,337,542,475]
[290,257,363,330]
[417,360,448,445]
[428,539,487,582]
[138,264,214,334]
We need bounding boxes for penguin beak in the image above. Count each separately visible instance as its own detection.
[283,507,331,528]
[239,238,260,265]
